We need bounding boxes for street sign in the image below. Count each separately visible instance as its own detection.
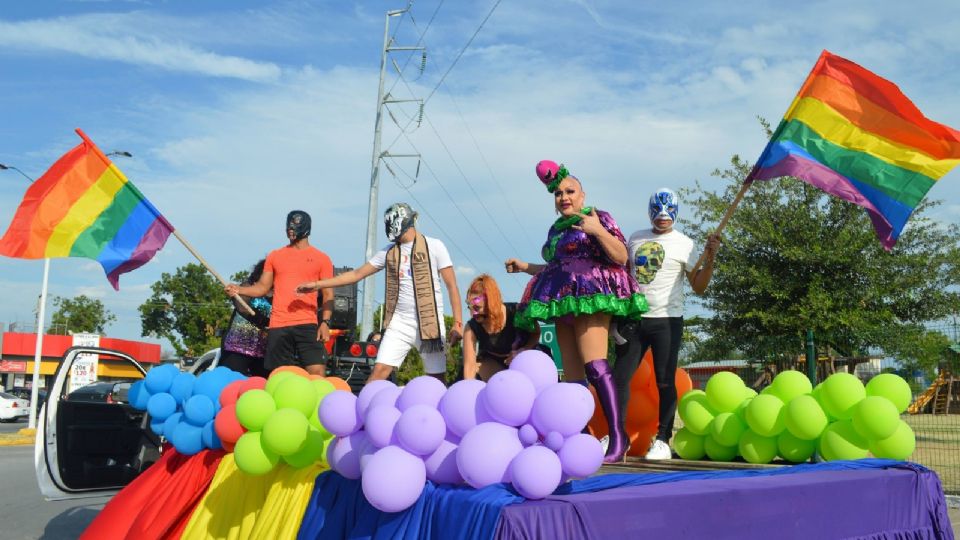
[538,322,563,371]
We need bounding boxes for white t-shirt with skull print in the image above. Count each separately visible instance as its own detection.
[627,228,700,318]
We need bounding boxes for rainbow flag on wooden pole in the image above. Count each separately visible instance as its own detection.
[748,50,960,249]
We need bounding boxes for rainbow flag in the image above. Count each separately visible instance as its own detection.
[748,50,960,249]
[0,129,174,289]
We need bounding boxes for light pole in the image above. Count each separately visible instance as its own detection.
[1,150,132,430]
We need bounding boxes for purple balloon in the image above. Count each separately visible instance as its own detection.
[329,430,371,480]
[530,383,595,437]
[457,422,523,489]
[518,424,539,447]
[319,391,361,437]
[509,350,559,393]
[445,430,462,445]
[364,405,402,448]
[357,380,397,420]
[362,445,427,513]
[482,371,536,426]
[424,439,462,484]
[510,446,562,499]
[396,405,446,456]
[543,431,564,452]
[366,386,402,417]
[438,379,485,438]
[558,433,604,478]
[397,376,448,411]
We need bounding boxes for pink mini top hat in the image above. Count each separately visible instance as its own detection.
[536,160,569,193]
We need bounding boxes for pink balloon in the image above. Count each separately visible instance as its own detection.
[509,350,558,393]
[362,446,427,513]
[396,405,446,456]
[558,433,604,478]
[397,376,447,411]
[424,439,462,485]
[510,446,562,499]
[439,379,486,437]
[364,405,401,448]
[457,422,523,489]
[482,371,536,426]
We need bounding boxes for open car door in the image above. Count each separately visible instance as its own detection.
[35,347,162,501]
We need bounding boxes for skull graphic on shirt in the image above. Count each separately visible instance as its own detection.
[633,241,665,285]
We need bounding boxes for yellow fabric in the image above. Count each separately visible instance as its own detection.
[181,454,326,540]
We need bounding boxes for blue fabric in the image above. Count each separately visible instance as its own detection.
[297,460,950,540]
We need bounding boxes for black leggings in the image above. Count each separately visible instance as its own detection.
[612,317,684,442]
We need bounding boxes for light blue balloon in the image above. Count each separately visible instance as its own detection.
[144,363,179,394]
[169,373,196,405]
[162,412,183,439]
[183,394,216,427]
[147,392,177,421]
[130,381,151,410]
[171,422,204,455]
[202,420,221,450]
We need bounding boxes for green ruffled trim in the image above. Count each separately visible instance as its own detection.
[514,292,649,331]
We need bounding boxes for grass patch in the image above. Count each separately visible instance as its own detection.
[905,414,960,495]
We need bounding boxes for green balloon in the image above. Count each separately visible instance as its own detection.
[820,373,865,420]
[312,379,336,401]
[673,428,706,460]
[282,427,327,468]
[262,408,310,456]
[308,410,334,439]
[704,434,738,461]
[274,376,319,417]
[678,391,716,435]
[769,370,812,404]
[851,396,899,440]
[705,372,747,413]
[784,395,828,440]
[739,430,778,464]
[711,412,746,447]
[811,384,836,420]
[778,431,816,463]
[865,374,912,414]
[234,431,280,475]
[868,420,915,460]
[744,394,786,437]
[819,419,869,461]
[265,371,296,396]
[742,387,758,400]
[235,389,277,431]
[734,397,753,422]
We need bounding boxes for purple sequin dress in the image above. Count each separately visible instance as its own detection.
[515,209,647,330]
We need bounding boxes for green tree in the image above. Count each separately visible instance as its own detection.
[139,263,233,356]
[48,295,116,335]
[684,151,960,365]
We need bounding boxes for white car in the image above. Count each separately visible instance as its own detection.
[35,347,162,501]
[0,392,29,422]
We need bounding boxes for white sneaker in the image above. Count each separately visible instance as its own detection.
[599,435,610,454]
[645,439,673,460]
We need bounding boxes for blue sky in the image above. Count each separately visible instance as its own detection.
[2,0,960,354]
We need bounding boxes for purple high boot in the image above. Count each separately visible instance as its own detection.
[586,359,628,463]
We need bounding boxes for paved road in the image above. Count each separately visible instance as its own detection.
[0,418,29,433]
[0,445,111,539]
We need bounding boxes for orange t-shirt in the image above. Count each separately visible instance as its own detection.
[264,245,334,328]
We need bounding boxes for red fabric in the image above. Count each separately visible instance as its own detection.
[80,449,225,540]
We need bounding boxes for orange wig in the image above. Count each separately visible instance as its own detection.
[467,274,506,333]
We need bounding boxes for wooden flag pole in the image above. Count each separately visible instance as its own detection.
[172,230,256,316]
[690,181,752,274]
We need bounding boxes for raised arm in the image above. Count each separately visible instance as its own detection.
[687,233,722,295]
[296,263,379,293]
[226,271,274,298]
[505,258,546,276]
[573,209,627,265]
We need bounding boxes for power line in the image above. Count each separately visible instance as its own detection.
[385,0,445,97]
[422,0,502,106]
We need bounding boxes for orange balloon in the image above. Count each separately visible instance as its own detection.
[308,374,325,380]
[675,368,693,401]
[271,365,310,379]
[326,376,352,392]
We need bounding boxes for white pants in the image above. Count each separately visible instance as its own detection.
[376,314,447,374]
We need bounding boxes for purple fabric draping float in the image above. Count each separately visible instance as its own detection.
[298,459,953,540]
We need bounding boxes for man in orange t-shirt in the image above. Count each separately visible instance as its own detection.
[225,211,334,375]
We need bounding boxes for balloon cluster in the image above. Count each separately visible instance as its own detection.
[319,350,604,513]
[674,370,915,464]
[129,364,245,455]
[217,367,348,475]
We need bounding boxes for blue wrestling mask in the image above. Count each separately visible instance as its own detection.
[648,188,678,231]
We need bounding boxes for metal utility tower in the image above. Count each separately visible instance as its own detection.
[360,6,424,336]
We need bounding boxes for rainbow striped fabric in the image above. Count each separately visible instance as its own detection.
[0,129,174,289]
[749,50,960,249]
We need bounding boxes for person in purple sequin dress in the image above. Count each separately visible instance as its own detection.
[505,160,647,462]
[220,259,272,377]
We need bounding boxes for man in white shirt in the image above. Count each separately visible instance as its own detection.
[297,203,463,384]
[612,188,721,460]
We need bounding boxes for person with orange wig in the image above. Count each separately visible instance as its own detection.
[462,274,540,381]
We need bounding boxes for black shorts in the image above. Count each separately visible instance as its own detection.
[264,324,329,370]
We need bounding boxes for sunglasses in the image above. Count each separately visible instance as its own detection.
[467,295,486,306]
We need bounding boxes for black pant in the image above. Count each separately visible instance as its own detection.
[612,317,684,442]
[265,324,328,370]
